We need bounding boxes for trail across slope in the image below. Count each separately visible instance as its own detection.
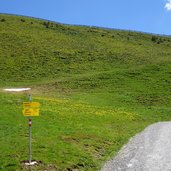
[101,122,171,171]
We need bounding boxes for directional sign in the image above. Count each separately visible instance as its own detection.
[23,102,40,116]
[23,108,39,116]
[23,102,40,108]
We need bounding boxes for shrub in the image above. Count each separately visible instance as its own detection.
[151,36,164,44]
[151,36,158,42]
[20,19,25,22]
[43,21,50,28]
[1,19,6,22]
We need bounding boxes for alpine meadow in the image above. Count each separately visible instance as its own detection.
[0,14,171,171]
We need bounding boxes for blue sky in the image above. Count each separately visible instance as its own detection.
[0,0,171,35]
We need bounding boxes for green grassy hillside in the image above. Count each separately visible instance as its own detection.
[0,14,171,170]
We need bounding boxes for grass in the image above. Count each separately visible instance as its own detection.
[1,92,168,171]
[0,14,171,170]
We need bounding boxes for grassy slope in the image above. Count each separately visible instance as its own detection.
[0,14,171,170]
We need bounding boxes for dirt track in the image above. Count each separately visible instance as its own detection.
[101,122,171,171]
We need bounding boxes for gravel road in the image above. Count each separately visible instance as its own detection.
[101,122,171,171]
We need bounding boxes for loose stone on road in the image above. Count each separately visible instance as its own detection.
[101,122,171,171]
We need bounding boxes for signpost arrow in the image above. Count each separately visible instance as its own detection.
[23,102,40,108]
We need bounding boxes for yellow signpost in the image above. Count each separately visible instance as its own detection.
[23,102,40,116]
[23,95,41,165]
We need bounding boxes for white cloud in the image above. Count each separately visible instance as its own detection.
[165,0,171,11]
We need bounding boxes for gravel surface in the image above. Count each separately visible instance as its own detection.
[101,122,171,171]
